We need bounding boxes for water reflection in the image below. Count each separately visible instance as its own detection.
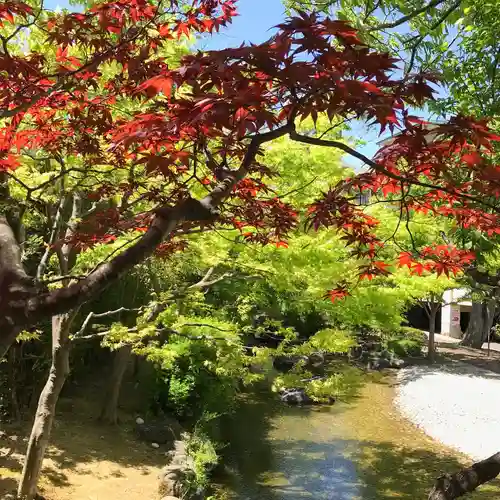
[262,441,362,499]
[218,378,500,499]
[258,406,362,499]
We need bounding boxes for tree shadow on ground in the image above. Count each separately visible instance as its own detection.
[0,477,17,494]
[351,439,500,499]
[437,344,500,375]
[45,409,163,473]
[0,395,170,497]
[0,429,32,495]
[392,359,500,388]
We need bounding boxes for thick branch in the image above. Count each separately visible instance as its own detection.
[22,126,291,320]
[429,452,500,499]
[27,214,178,320]
[0,217,35,292]
[0,218,37,357]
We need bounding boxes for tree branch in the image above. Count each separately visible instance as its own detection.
[76,325,234,343]
[404,0,462,74]
[36,193,67,281]
[288,129,496,208]
[0,217,38,357]
[72,306,144,338]
[367,0,446,31]
[19,125,291,325]
[146,267,233,322]
[73,264,234,340]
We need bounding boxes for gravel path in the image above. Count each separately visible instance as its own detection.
[395,362,500,460]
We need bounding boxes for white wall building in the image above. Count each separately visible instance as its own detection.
[441,288,472,338]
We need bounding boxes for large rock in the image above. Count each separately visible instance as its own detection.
[279,388,313,405]
[362,350,405,370]
[306,352,326,370]
[134,415,183,446]
[273,352,326,373]
[164,440,192,468]
[159,439,205,500]
[159,464,193,497]
[279,388,334,406]
[273,355,303,372]
[367,356,391,370]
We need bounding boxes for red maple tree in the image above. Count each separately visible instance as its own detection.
[0,2,498,351]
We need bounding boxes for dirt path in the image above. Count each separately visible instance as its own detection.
[0,406,165,500]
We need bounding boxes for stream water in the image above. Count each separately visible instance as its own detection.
[218,374,500,499]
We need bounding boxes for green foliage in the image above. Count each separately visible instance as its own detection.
[16,330,42,343]
[397,326,428,343]
[387,338,423,357]
[385,326,426,357]
[272,366,363,403]
[185,413,220,489]
[291,328,356,355]
[307,369,363,401]
[285,0,500,120]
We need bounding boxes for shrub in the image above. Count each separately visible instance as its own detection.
[186,413,220,490]
[385,327,426,357]
[386,338,423,357]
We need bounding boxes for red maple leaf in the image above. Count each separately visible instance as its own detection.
[461,152,482,167]
[275,240,289,248]
[324,287,350,303]
[398,252,413,268]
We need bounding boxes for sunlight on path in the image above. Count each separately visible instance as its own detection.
[0,413,164,500]
[41,458,161,500]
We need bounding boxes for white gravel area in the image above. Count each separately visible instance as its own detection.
[395,362,500,460]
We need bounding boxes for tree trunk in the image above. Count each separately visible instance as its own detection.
[17,312,75,499]
[8,344,21,422]
[428,306,438,363]
[99,345,132,425]
[462,301,495,348]
[429,451,500,499]
[0,325,21,360]
[0,216,36,359]
[462,302,483,347]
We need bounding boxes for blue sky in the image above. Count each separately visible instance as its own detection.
[196,0,424,169]
[44,0,444,170]
[197,0,286,51]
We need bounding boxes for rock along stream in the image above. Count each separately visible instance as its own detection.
[216,374,500,499]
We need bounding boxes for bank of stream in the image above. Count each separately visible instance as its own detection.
[216,373,500,499]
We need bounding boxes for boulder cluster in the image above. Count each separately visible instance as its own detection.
[134,417,204,500]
